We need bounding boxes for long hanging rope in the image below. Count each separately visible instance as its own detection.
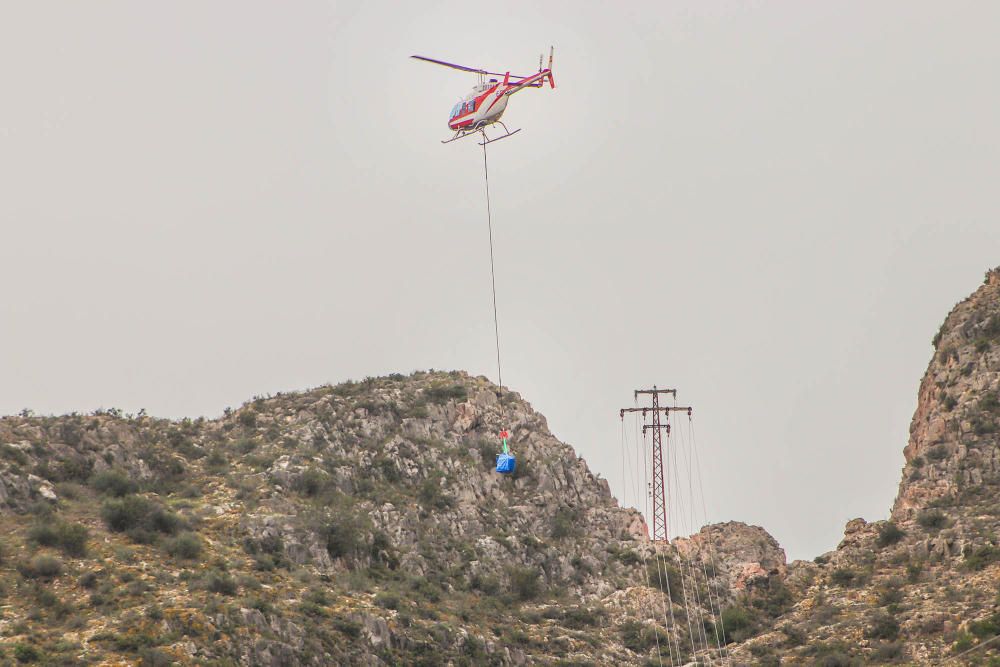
[480,139,504,416]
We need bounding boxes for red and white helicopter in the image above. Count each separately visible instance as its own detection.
[411,47,555,145]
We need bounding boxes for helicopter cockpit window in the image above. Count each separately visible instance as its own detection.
[450,102,462,119]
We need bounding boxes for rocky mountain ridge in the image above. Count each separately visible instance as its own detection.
[3,267,1000,665]
[0,370,770,665]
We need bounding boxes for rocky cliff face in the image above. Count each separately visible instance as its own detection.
[725,267,1000,665]
[675,522,787,596]
[894,267,1000,522]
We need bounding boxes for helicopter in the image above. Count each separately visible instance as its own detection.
[411,47,555,145]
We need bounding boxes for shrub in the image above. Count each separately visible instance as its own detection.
[137,648,173,667]
[18,555,63,580]
[980,392,1000,413]
[810,650,855,667]
[865,612,900,640]
[646,560,684,603]
[375,592,400,610]
[293,468,330,497]
[830,568,856,586]
[323,514,365,561]
[973,417,997,435]
[101,495,181,541]
[471,573,500,595]
[509,566,542,601]
[54,457,93,482]
[917,509,948,530]
[28,521,88,557]
[332,617,362,638]
[964,544,1000,571]
[377,457,401,482]
[969,612,1000,639]
[418,476,452,510]
[983,313,1000,339]
[205,571,237,596]
[719,606,758,644]
[925,445,948,462]
[550,507,582,539]
[475,439,497,467]
[90,469,138,497]
[875,522,905,548]
[424,384,468,404]
[205,450,228,471]
[620,620,649,653]
[13,644,41,663]
[300,600,328,617]
[79,571,100,589]
[165,532,202,560]
[877,584,904,607]
[952,633,974,653]
[616,549,642,566]
[780,624,807,647]
[872,642,903,661]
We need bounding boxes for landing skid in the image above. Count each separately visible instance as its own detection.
[441,130,478,144]
[441,121,522,146]
[478,124,521,146]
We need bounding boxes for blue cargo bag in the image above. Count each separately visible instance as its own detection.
[496,453,516,474]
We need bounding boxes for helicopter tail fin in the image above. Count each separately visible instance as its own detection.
[546,46,555,88]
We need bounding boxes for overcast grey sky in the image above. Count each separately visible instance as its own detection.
[2,1,999,560]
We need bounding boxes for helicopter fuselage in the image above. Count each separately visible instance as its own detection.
[448,81,509,131]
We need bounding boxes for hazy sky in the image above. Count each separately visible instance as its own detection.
[3,2,999,560]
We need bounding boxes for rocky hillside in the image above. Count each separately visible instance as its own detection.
[0,370,773,666]
[724,267,1000,665]
[6,270,999,666]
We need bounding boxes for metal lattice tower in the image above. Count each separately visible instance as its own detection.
[620,387,692,542]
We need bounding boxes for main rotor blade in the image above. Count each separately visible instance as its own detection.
[410,55,487,74]
[410,55,530,79]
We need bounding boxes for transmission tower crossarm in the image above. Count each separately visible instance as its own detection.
[635,388,677,397]
[619,406,693,417]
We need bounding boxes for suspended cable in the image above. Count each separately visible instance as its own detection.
[665,421,703,663]
[633,413,673,666]
[641,420,680,665]
[673,417,713,659]
[687,416,731,664]
[623,415,666,667]
[674,419,713,661]
[480,139,504,416]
